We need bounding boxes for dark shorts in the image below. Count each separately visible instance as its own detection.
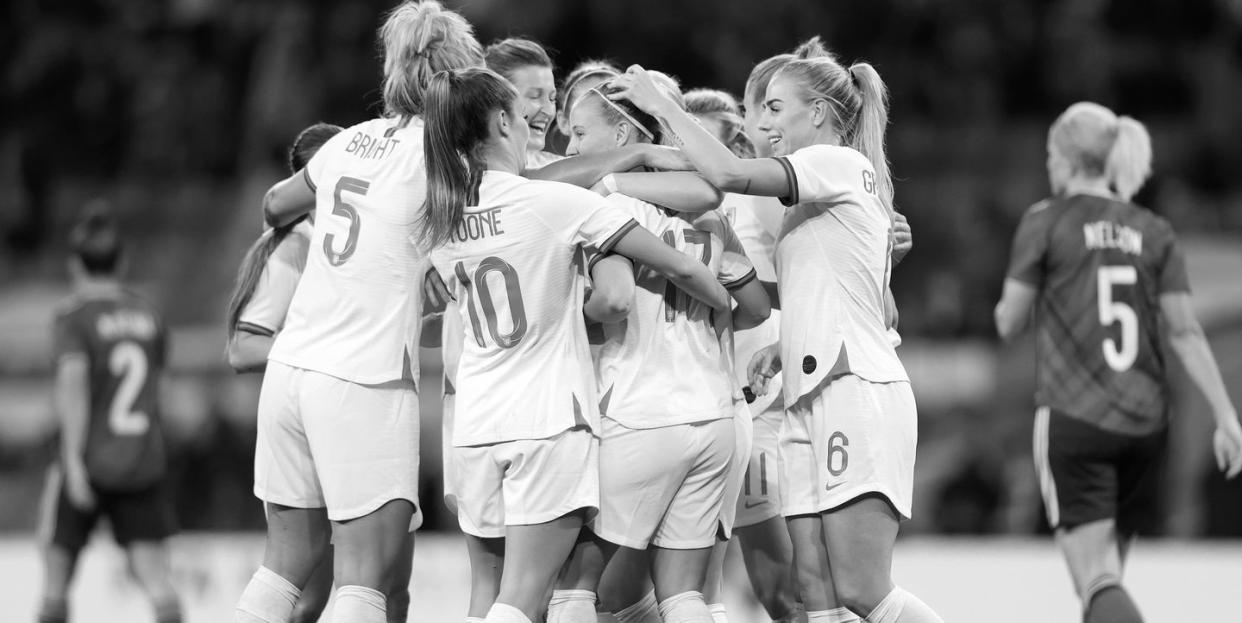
[1033,407,1165,536]
[41,467,177,550]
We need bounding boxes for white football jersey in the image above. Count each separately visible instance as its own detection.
[431,171,638,447]
[720,194,783,415]
[773,144,908,403]
[269,117,430,386]
[238,220,312,336]
[594,194,755,429]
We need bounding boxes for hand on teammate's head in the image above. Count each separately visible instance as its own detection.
[607,65,674,116]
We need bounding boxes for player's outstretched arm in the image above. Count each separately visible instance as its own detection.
[585,256,635,323]
[611,228,730,312]
[609,66,792,200]
[1160,292,1242,478]
[263,171,316,228]
[994,278,1037,342]
[729,277,771,331]
[598,172,723,214]
[525,144,649,187]
[54,355,95,509]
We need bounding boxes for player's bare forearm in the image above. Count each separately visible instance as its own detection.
[54,357,91,469]
[611,172,722,213]
[995,278,1037,342]
[227,331,274,373]
[1168,328,1236,423]
[264,171,316,228]
[525,145,646,187]
[612,228,730,311]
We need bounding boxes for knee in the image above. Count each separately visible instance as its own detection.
[831,573,888,616]
[290,588,331,623]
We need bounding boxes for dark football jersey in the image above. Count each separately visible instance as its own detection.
[1006,194,1190,435]
[52,288,168,490]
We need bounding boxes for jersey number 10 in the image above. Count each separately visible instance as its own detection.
[1097,266,1138,372]
[455,257,528,349]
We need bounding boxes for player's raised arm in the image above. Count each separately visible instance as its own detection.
[610,66,792,199]
[1159,292,1242,477]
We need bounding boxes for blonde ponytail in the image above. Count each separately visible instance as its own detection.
[380,0,484,120]
[848,63,893,210]
[1107,116,1152,201]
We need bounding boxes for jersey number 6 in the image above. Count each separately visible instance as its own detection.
[323,177,370,266]
[455,257,528,349]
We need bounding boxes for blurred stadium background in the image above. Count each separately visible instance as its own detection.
[2,0,1241,620]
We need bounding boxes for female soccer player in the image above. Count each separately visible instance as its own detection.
[610,38,944,623]
[549,81,770,623]
[994,102,1242,623]
[485,38,561,167]
[421,66,730,623]
[40,206,181,623]
[552,61,620,153]
[233,3,484,622]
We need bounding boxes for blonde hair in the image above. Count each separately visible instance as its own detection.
[380,0,484,119]
[1049,102,1153,201]
[772,37,893,208]
[684,88,754,158]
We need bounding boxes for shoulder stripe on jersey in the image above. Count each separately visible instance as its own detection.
[587,250,630,274]
[723,267,758,291]
[597,219,640,255]
[772,157,798,207]
[302,167,317,193]
[236,321,276,337]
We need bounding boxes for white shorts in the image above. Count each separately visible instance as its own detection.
[441,392,460,516]
[254,361,422,526]
[594,417,735,550]
[455,427,598,539]
[779,375,916,519]
[735,399,783,528]
[717,400,753,538]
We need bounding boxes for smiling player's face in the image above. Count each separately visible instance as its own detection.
[506,65,556,153]
[760,76,823,157]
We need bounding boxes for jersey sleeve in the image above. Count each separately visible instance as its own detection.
[52,307,87,363]
[1155,221,1191,294]
[238,231,309,336]
[773,144,868,207]
[1005,201,1054,286]
[534,186,639,253]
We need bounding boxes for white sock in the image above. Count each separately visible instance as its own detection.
[548,589,598,622]
[332,585,386,623]
[807,607,861,622]
[484,602,532,623]
[657,591,713,623]
[707,603,728,623]
[866,587,943,623]
[614,590,661,623]
[235,566,300,623]
[467,618,486,623]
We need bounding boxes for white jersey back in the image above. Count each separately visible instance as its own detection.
[720,194,784,415]
[269,117,430,386]
[431,171,638,447]
[773,144,908,403]
[238,220,312,336]
[595,195,754,429]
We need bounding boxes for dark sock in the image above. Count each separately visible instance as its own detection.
[155,601,183,623]
[1085,586,1143,623]
[37,597,68,623]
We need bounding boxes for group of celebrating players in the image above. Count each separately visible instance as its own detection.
[38,1,1242,623]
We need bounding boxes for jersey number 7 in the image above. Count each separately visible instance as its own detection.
[662,229,712,322]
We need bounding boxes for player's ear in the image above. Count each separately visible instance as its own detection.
[494,108,512,140]
[810,98,829,129]
[613,121,632,147]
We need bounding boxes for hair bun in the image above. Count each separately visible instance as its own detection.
[793,36,832,60]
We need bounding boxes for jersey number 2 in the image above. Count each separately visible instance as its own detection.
[1097,266,1138,372]
[323,177,370,266]
[455,258,528,349]
[108,341,150,436]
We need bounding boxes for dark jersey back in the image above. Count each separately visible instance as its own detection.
[1006,194,1190,435]
[53,289,168,490]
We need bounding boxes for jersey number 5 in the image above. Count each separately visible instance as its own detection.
[323,177,370,266]
[455,257,528,349]
[109,341,150,436]
[1097,266,1138,372]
